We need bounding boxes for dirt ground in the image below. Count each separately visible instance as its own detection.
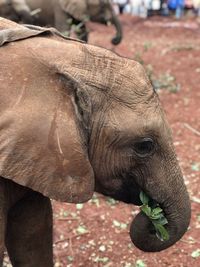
[3,15,200,267]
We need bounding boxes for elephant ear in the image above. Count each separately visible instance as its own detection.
[0,34,94,203]
[59,0,88,21]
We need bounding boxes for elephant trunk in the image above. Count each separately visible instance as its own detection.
[110,13,122,45]
[130,159,191,252]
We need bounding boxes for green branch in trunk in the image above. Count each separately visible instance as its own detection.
[139,191,169,241]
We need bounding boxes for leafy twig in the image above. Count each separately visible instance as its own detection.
[140,191,169,241]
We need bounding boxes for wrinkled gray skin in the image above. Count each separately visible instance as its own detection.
[0,0,123,44]
[0,19,190,267]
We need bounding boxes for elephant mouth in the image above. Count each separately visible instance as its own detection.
[95,170,191,252]
[114,183,142,206]
[129,184,191,252]
[95,177,143,206]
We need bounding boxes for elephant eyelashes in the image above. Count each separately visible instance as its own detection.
[133,138,155,158]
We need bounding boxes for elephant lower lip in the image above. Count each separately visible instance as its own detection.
[103,189,142,206]
[95,187,141,205]
[132,198,142,206]
[94,178,142,205]
[121,182,143,206]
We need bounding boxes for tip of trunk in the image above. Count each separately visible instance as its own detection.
[111,36,122,45]
[130,208,191,252]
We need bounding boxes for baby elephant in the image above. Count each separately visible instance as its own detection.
[0,0,123,44]
[0,18,190,267]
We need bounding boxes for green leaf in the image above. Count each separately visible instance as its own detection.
[139,191,149,205]
[112,220,127,230]
[149,212,163,220]
[120,223,128,229]
[67,256,74,262]
[94,257,109,263]
[106,197,118,206]
[191,249,200,258]
[139,191,169,242]
[151,207,163,215]
[113,220,121,227]
[76,225,88,235]
[76,203,83,210]
[153,223,169,241]
[135,259,147,267]
[141,205,152,217]
[155,216,168,226]
[191,163,200,172]
[150,212,167,221]
[63,211,68,217]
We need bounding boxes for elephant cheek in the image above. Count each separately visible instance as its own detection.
[95,178,123,195]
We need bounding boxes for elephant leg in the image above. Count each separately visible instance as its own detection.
[5,192,53,267]
[0,216,6,267]
[0,180,7,266]
[53,3,71,33]
[74,21,88,42]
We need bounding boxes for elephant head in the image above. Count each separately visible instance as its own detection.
[59,0,123,45]
[0,20,190,252]
[0,0,19,21]
[0,0,33,23]
[83,52,190,251]
[56,46,189,251]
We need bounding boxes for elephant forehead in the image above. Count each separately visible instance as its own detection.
[17,35,152,107]
[68,45,154,102]
[88,48,152,94]
[103,103,167,139]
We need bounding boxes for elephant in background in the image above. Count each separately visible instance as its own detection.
[0,0,33,23]
[0,0,123,44]
[0,17,190,267]
[52,0,123,44]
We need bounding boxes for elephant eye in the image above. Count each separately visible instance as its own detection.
[134,138,155,157]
